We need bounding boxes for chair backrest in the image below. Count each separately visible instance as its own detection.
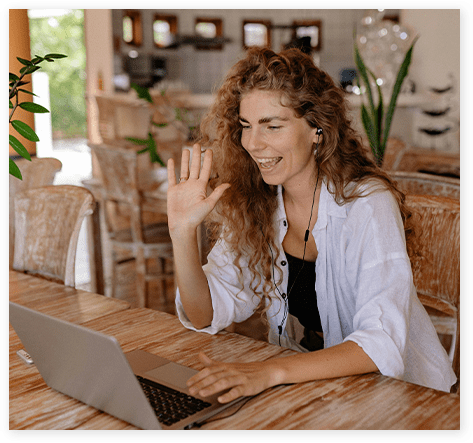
[89,143,150,243]
[406,194,460,387]
[95,95,151,143]
[13,185,95,287]
[382,137,408,171]
[89,143,140,204]
[9,157,63,266]
[391,171,460,200]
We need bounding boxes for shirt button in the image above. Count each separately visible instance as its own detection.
[283,220,287,227]
[281,260,287,266]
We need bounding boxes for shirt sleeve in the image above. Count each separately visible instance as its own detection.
[175,238,260,334]
[341,190,413,379]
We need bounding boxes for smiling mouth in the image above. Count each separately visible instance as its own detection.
[256,157,283,169]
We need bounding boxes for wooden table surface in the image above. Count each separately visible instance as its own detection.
[9,270,130,321]
[9,270,132,430]
[10,293,460,430]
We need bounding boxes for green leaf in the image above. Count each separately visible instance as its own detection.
[354,35,376,115]
[17,57,33,66]
[44,53,67,59]
[146,133,165,166]
[151,122,168,128]
[10,80,30,90]
[361,104,378,156]
[17,89,38,97]
[367,68,385,148]
[9,72,20,82]
[9,100,13,109]
[19,102,50,114]
[11,120,40,142]
[146,134,159,162]
[130,83,153,104]
[125,136,149,145]
[382,37,418,148]
[9,159,23,180]
[20,65,41,75]
[9,135,32,160]
[31,56,44,64]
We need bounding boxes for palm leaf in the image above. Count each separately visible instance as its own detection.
[382,37,418,148]
[354,38,376,114]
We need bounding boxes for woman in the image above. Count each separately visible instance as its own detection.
[166,47,456,403]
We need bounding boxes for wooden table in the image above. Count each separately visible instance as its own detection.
[9,288,460,429]
[9,270,129,319]
[9,270,131,429]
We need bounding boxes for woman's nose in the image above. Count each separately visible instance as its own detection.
[245,129,264,152]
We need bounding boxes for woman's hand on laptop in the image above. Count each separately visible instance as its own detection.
[186,351,284,404]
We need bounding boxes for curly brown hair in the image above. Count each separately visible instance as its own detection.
[197,47,417,314]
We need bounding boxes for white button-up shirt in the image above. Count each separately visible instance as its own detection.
[175,181,457,392]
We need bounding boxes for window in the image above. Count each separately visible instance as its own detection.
[153,14,177,48]
[293,20,322,51]
[122,11,142,46]
[242,20,272,49]
[195,17,223,50]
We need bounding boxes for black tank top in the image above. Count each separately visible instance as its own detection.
[285,252,322,333]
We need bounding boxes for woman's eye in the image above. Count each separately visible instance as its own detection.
[241,125,251,130]
[268,126,281,130]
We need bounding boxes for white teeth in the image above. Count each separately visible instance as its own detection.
[257,157,282,169]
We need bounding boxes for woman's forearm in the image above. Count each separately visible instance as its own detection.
[268,340,379,387]
[172,227,213,329]
[187,340,379,403]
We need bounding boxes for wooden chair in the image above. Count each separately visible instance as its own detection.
[89,143,173,308]
[9,157,63,267]
[390,171,460,200]
[406,194,460,393]
[12,185,95,287]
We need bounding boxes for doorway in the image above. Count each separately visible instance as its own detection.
[28,8,92,288]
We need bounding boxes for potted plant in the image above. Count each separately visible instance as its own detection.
[9,53,67,180]
[354,35,418,167]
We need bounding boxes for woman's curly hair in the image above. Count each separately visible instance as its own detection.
[196,47,418,316]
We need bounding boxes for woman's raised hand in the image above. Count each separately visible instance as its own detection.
[167,144,230,239]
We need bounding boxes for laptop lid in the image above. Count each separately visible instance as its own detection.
[10,301,163,429]
[9,302,237,430]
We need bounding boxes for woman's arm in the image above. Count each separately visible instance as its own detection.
[167,144,230,329]
[187,341,378,403]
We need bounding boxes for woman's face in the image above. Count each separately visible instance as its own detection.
[239,89,320,189]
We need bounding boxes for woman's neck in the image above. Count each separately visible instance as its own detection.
[282,171,321,210]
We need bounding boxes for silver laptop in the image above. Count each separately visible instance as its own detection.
[9,301,241,430]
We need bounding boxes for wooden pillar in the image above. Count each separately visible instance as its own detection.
[9,9,36,157]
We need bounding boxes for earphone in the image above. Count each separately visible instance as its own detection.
[264,129,322,344]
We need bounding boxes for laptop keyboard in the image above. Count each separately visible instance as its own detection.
[136,375,212,426]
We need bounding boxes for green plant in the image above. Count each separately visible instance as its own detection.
[126,83,195,166]
[9,53,67,180]
[354,35,418,167]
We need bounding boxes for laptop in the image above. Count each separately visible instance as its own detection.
[9,301,241,430]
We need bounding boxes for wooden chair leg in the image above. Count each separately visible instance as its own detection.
[135,249,147,308]
[110,251,117,299]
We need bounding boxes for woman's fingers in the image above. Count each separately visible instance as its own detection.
[199,148,213,182]
[204,183,231,211]
[179,148,191,181]
[186,351,271,404]
[167,158,176,186]
[189,143,202,179]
